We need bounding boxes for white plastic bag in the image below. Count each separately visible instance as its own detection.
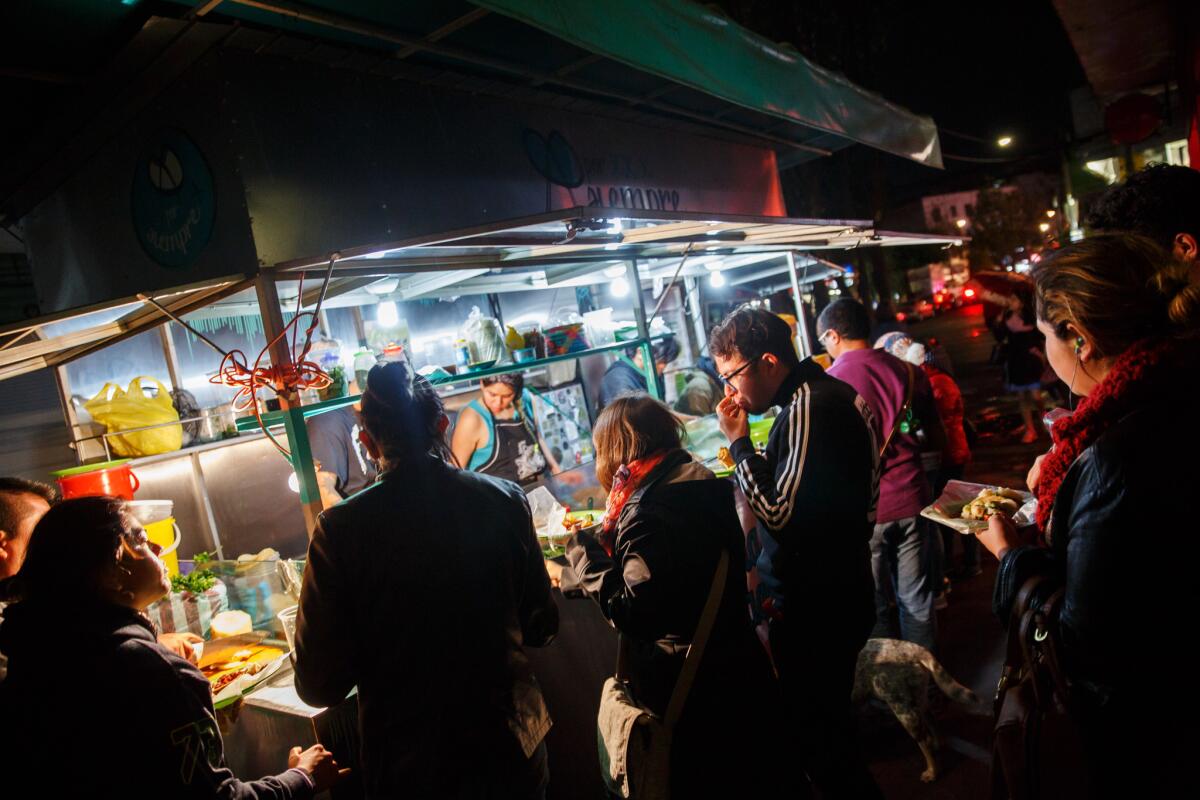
[527,485,567,539]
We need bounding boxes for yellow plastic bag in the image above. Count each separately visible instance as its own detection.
[84,377,183,457]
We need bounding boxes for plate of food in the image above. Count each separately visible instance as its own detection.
[201,642,288,709]
[542,509,603,558]
[920,480,1036,534]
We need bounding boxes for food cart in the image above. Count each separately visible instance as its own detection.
[0,4,952,797]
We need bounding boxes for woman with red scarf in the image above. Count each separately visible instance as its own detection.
[976,234,1200,795]
[565,395,784,796]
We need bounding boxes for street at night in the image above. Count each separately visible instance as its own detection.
[1,2,1198,798]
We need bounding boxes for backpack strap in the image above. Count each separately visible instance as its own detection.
[879,362,915,459]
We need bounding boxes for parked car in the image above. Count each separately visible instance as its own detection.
[895,298,935,322]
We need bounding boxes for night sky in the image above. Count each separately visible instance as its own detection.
[714,0,1089,213]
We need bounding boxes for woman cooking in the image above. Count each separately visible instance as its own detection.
[451,374,563,486]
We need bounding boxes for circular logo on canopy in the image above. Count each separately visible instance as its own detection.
[523,129,584,188]
[132,129,215,269]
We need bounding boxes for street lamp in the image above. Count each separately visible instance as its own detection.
[1046,209,1056,218]
[1038,222,1051,233]
[997,135,1014,147]
[955,218,968,229]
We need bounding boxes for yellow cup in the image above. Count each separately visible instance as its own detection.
[145,517,181,577]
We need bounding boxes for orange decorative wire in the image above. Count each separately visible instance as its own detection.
[206,262,338,460]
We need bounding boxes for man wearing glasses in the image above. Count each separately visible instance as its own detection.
[711,306,880,799]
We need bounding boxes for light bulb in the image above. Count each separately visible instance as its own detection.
[287,473,300,493]
[709,270,726,288]
[377,301,399,327]
[611,276,630,297]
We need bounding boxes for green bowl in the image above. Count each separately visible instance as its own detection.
[51,459,132,478]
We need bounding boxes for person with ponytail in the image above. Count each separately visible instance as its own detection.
[292,361,558,799]
[975,234,1200,794]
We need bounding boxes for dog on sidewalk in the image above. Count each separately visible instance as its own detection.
[852,637,981,782]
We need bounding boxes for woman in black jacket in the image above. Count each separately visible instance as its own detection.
[293,362,559,799]
[977,234,1200,795]
[0,496,340,799]
[566,396,787,797]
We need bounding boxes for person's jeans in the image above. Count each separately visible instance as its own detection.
[870,516,937,649]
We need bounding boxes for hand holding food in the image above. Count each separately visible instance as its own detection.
[960,486,1024,521]
[715,446,735,469]
[975,511,1021,561]
[716,395,749,442]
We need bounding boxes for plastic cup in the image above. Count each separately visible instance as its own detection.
[277,605,299,653]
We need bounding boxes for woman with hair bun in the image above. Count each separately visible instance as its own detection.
[976,233,1200,794]
[293,361,559,799]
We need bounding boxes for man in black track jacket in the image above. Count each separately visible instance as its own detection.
[711,306,880,799]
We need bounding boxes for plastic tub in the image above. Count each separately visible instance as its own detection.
[51,460,140,499]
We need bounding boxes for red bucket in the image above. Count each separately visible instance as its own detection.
[51,460,141,500]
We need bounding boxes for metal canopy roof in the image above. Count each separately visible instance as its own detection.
[0,209,957,381]
[274,208,959,272]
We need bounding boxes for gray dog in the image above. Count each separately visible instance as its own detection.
[852,638,981,782]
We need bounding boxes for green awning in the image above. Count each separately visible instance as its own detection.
[475,0,942,168]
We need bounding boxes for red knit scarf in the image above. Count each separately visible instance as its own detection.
[599,450,670,555]
[1036,337,1183,534]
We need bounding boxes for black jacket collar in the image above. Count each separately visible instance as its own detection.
[770,359,821,408]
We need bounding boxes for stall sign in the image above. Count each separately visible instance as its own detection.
[132,129,216,269]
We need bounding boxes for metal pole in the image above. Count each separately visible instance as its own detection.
[786,251,814,358]
[684,276,707,358]
[628,258,660,399]
[158,324,183,391]
[255,274,324,535]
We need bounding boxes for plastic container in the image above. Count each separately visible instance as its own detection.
[513,347,537,363]
[583,308,616,347]
[353,349,378,391]
[52,459,140,499]
[519,325,546,359]
[380,344,406,365]
[278,605,299,653]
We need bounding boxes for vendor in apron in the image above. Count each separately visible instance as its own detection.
[450,373,562,486]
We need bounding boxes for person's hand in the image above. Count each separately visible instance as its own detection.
[544,559,563,589]
[288,744,347,793]
[1026,453,1048,492]
[158,632,203,664]
[716,392,749,443]
[975,513,1021,561]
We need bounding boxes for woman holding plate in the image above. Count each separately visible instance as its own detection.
[976,234,1200,795]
